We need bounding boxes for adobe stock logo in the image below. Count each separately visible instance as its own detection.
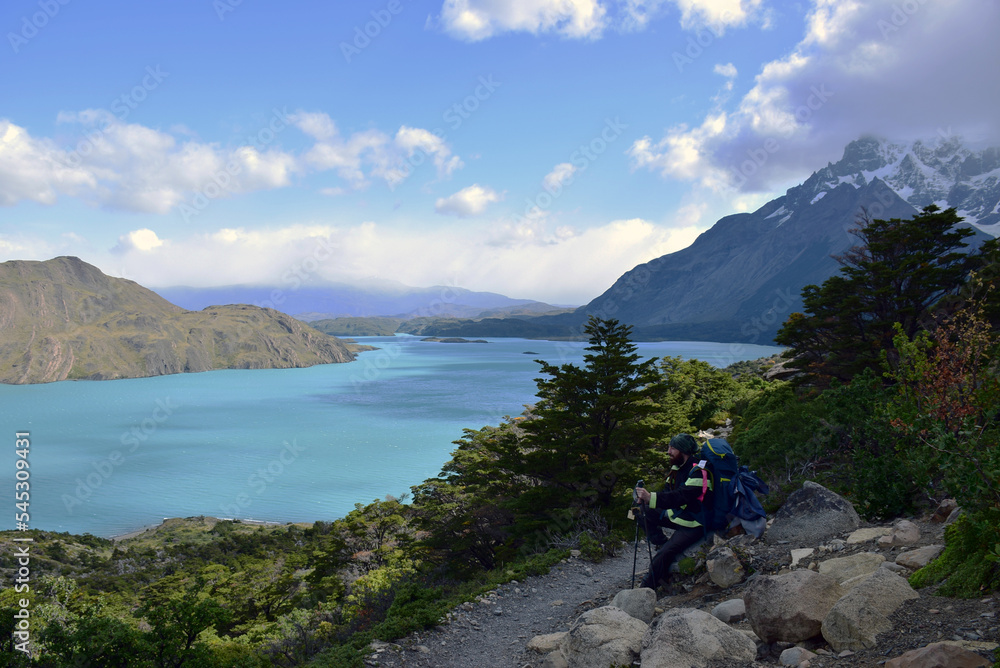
[7,0,72,54]
[340,0,407,63]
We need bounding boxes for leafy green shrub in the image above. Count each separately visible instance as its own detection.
[577,532,605,563]
[848,447,921,521]
[377,582,447,640]
[729,381,828,485]
[910,514,1000,597]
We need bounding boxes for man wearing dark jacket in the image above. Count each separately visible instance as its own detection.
[634,433,712,590]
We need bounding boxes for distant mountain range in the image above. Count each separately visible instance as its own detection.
[0,257,361,384]
[576,136,997,343]
[384,136,998,344]
[5,137,995,373]
[154,282,567,321]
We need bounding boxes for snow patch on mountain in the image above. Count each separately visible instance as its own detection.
[805,136,1000,237]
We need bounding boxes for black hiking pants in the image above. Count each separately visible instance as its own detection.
[638,511,705,589]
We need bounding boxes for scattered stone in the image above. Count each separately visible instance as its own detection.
[611,587,657,623]
[889,519,921,546]
[779,646,818,665]
[707,546,745,588]
[847,527,892,544]
[946,640,1000,651]
[711,598,747,624]
[744,569,845,643]
[884,641,990,667]
[929,498,958,523]
[826,539,846,552]
[527,632,568,654]
[790,548,814,568]
[641,607,757,667]
[817,552,885,585]
[879,561,909,574]
[539,649,569,668]
[766,481,861,546]
[821,568,920,652]
[550,600,564,607]
[564,606,647,668]
[896,544,945,570]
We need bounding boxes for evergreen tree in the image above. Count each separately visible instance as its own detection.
[776,206,977,383]
[510,317,662,512]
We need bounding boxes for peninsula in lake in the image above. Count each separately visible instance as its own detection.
[0,256,364,385]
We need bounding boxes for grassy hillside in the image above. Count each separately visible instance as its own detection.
[0,257,362,384]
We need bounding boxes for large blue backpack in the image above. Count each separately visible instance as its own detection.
[695,437,768,537]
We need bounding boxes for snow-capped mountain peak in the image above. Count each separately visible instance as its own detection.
[799,136,1000,235]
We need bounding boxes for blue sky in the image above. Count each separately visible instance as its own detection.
[2,0,997,304]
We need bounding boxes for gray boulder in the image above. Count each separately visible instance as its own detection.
[711,598,746,624]
[706,546,745,588]
[641,608,757,667]
[817,552,885,586]
[610,588,657,624]
[885,641,991,667]
[896,545,945,570]
[563,606,647,668]
[744,569,844,643]
[878,519,921,547]
[766,481,861,545]
[929,498,958,523]
[780,646,818,665]
[527,632,568,654]
[821,568,920,652]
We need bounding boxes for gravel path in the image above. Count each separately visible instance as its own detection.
[365,517,1000,668]
[366,541,648,667]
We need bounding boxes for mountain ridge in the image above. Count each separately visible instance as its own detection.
[562,136,998,343]
[0,256,361,384]
[153,283,565,322]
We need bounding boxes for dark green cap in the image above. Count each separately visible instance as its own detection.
[669,433,699,456]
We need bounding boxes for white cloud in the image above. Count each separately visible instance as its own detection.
[628,0,1000,193]
[542,162,578,192]
[0,111,461,213]
[71,216,697,304]
[294,114,462,190]
[669,0,763,32]
[0,120,98,206]
[116,228,164,253]
[435,184,503,217]
[714,62,737,78]
[440,0,608,41]
[437,0,766,39]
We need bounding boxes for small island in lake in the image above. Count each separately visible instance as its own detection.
[420,337,488,344]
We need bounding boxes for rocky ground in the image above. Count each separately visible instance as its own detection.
[364,514,998,668]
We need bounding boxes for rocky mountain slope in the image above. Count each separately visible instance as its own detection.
[373,136,999,345]
[573,136,998,344]
[0,256,359,384]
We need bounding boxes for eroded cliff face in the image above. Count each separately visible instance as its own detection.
[0,257,357,384]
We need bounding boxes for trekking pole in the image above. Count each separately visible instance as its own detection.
[631,511,640,589]
[642,499,654,564]
[630,479,643,588]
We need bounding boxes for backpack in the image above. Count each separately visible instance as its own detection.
[694,437,769,537]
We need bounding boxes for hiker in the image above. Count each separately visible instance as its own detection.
[634,433,713,590]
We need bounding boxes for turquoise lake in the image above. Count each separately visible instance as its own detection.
[1,336,783,538]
